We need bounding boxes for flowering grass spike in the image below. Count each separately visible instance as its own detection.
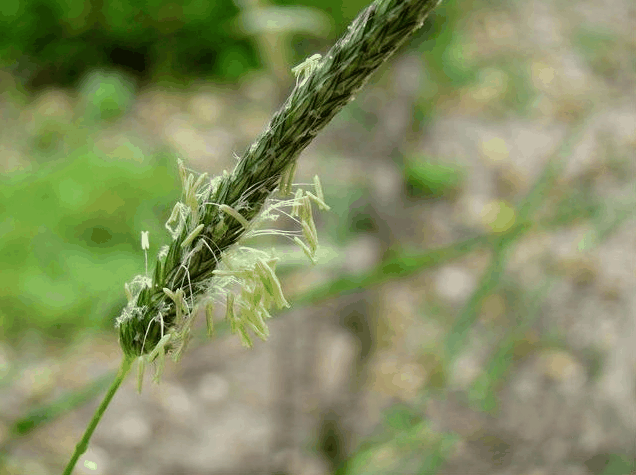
[63,2,444,473]
[116,161,328,385]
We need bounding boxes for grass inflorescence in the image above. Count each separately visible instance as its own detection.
[115,0,444,372]
[62,1,445,473]
[116,160,328,377]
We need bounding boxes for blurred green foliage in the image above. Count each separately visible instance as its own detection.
[78,70,135,122]
[417,1,477,88]
[403,155,465,200]
[584,453,636,475]
[572,26,632,80]
[0,148,179,341]
[0,0,241,86]
[0,0,375,89]
[340,403,458,475]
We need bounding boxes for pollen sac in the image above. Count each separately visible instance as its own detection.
[166,202,190,240]
[141,231,150,250]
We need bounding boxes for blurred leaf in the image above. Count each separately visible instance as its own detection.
[419,2,477,88]
[342,413,458,475]
[6,370,113,438]
[573,27,625,79]
[0,148,178,339]
[216,45,252,81]
[404,157,464,200]
[383,405,422,432]
[78,70,136,122]
[101,0,149,39]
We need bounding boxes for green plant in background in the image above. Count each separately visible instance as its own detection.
[0,0,242,86]
[341,404,458,475]
[78,70,135,122]
[584,452,636,475]
[0,149,178,339]
[58,1,444,473]
[404,155,465,200]
[0,0,383,88]
[417,0,476,88]
[572,26,631,81]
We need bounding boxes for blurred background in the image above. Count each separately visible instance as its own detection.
[0,0,635,473]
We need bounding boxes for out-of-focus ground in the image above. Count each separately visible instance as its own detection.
[0,0,635,474]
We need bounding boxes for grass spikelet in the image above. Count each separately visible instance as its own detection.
[181,223,205,248]
[255,258,290,309]
[294,236,317,264]
[205,300,215,337]
[219,204,251,230]
[279,161,298,197]
[291,188,304,217]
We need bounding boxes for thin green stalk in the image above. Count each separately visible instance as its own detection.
[61,357,133,475]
